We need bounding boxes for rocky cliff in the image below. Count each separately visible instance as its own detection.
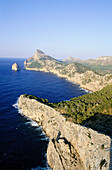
[18,95,112,170]
[12,63,21,71]
[24,50,112,92]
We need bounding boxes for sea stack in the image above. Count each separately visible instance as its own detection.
[12,63,21,71]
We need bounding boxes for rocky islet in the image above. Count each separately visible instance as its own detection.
[12,63,21,71]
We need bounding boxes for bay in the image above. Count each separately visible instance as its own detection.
[0,58,87,169]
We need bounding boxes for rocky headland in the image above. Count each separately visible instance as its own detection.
[24,50,112,92]
[18,95,112,170]
[21,50,112,169]
[12,63,21,71]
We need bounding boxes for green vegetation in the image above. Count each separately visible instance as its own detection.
[47,55,58,61]
[59,63,92,76]
[51,85,112,124]
[23,84,112,136]
[27,58,34,63]
[29,62,42,68]
[101,144,104,149]
[26,52,99,75]
[87,133,91,139]
[74,63,91,73]
[100,159,107,169]
[83,64,112,75]
[105,74,112,81]
[23,94,49,105]
[24,85,112,124]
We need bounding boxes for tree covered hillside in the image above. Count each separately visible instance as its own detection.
[52,85,112,123]
[23,84,112,136]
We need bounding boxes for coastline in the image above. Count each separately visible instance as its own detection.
[18,95,112,170]
[65,78,92,93]
[13,99,51,169]
[25,67,93,92]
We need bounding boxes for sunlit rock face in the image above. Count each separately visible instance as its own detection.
[12,63,21,71]
[18,95,111,170]
[24,50,112,92]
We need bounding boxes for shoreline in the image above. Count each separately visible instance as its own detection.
[25,67,93,93]
[18,95,111,170]
[65,78,92,93]
[13,99,51,169]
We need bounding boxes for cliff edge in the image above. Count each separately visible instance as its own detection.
[18,95,112,170]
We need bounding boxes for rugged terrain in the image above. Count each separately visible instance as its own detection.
[62,56,112,65]
[18,95,112,170]
[62,56,112,75]
[24,50,112,91]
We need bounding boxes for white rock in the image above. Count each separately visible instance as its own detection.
[12,63,21,71]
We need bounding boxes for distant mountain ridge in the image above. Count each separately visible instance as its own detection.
[62,56,112,75]
[24,49,112,92]
[97,56,112,61]
[62,56,112,65]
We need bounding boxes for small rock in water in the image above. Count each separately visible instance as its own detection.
[12,63,21,71]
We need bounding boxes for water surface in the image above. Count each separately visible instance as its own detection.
[0,58,88,169]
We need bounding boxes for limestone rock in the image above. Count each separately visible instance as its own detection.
[12,63,21,71]
[18,95,112,170]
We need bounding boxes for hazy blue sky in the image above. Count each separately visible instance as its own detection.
[0,0,112,59]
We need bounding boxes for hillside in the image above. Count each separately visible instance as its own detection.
[24,49,90,73]
[62,56,112,65]
[62,56,112,75]
[24,50,112,91]
[52,84,112,136]
[19,93,111,170]
[23,84,112,137]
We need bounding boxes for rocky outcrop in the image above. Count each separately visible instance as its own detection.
[18,95,112,170]
[12,63,21,71]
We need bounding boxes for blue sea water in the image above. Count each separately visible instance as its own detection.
[0,58,88,169]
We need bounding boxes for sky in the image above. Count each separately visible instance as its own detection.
[0,0,112,59]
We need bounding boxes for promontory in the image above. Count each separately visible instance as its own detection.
[20,50,112,169]
[18,90,112,170]
[24,49,112,92]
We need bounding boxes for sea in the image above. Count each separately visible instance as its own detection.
[0,58,88,170]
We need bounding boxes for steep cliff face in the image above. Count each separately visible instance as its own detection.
[24,50,112,92]
[18,95,111,170]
